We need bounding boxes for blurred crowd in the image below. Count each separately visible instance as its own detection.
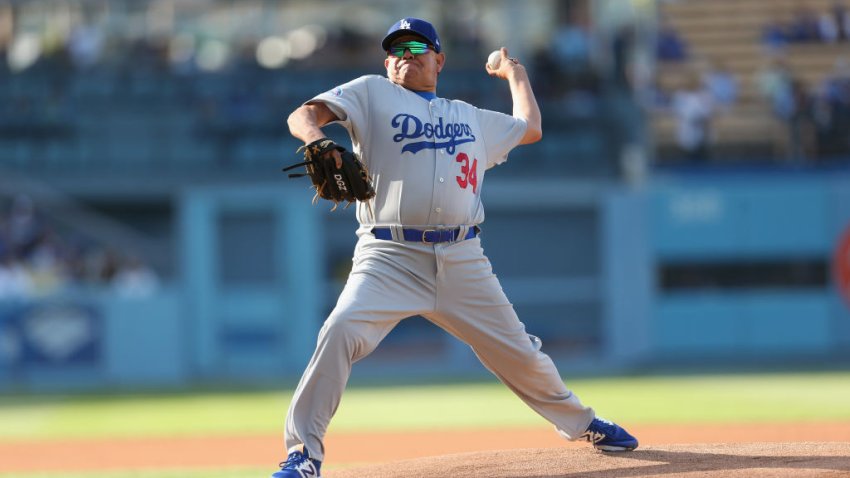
[0,0,644,178]
[760,1,850,53]
[758,56,850,159]
[528,2,601,115]
[0,195,159,300]
[0,1,635,110]
[652,0,850,163]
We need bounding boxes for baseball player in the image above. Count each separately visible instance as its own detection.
[273,17,638,478]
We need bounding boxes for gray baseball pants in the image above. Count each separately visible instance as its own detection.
[284,234,594,461]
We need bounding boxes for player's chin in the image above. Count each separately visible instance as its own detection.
[391,71,416,86]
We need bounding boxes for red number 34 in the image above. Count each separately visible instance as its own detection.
[455,153,478,194]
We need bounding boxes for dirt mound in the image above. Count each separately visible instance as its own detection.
[326,442,850,478]
[3,424,849,474]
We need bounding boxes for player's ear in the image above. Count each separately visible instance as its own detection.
[384,56,391,69]
[435,52,445,73]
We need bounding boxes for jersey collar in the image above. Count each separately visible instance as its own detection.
[413,90,437,101]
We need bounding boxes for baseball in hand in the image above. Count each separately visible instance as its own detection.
[487,49,502,70]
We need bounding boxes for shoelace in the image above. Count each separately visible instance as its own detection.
[597,417,619,431]
[279,452,306,469]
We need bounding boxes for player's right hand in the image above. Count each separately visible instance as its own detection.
[485,47,522,80]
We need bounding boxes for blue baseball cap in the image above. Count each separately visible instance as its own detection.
[381,17,442,53]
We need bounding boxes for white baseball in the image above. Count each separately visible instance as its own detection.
[487,49,502,70]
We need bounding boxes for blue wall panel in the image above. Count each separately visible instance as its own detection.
[654,296,742,353]
[104,292,187,386]
[652,179,831,260]
[651,187,741,258]
[649,172,850,363]
[744,293,832,352]
[655,292,832,356]
[739,185,829,256]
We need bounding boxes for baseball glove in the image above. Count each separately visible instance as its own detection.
[282,138,376,210]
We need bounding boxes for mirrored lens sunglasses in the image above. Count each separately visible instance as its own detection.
[388,40,433,57]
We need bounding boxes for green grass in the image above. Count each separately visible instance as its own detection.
[1,371,849,441]
[2,372,849,477]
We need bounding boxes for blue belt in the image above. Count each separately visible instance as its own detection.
[371,226,479,244]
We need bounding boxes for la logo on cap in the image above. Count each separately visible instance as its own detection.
[400,19,411,29]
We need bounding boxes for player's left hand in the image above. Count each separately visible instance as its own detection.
[282,138,376,210]
[485,47,524,80]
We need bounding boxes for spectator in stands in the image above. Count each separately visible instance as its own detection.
[656,18,688,62]
[755,58,816,161]
[93,249,121,284]
[760,15,789,55]
[819,59,849,102]
[26,227,70,295]
[544,8,604,113]
[0,195,163,295]
[553,16,592,70]
[530,46,562,100]
[0,210,7,250]
[757,57,794,115]
[671,72,714,161]
[784,78,818,161]
[111,256,160,298]
[0,253,34,299]
[645,76,672,110]
[816,58,850,155]
[441,7,485,66]
[788,5,823,42]
[611,24,638,92]
[0,207,32,299]
[67,22,104,70]
[819,0,850,42]
[7,195,42,259]
[701,59,739,111]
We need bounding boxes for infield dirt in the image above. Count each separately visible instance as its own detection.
[2,422,849,476]
[327,442,850,477]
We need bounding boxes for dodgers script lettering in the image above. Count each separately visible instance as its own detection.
[391,114,476,154]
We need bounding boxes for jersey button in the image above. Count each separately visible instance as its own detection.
[435,207,442,213]
[439,177,445,183]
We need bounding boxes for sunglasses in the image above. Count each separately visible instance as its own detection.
[388,40,433,57]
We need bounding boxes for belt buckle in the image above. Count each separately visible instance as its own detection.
[421,229,436,244]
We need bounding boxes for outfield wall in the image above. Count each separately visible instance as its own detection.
[611,171,850,366]
[1,171,849,390]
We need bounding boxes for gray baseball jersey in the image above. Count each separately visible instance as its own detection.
[312,75,524,229]
[284,75,595,463]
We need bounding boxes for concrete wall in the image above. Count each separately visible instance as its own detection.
[3,172,850,390]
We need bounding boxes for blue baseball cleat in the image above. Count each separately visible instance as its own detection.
[581,417,639,451]
[272,448,322,478]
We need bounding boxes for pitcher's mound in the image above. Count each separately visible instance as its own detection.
[326,442,850,478]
